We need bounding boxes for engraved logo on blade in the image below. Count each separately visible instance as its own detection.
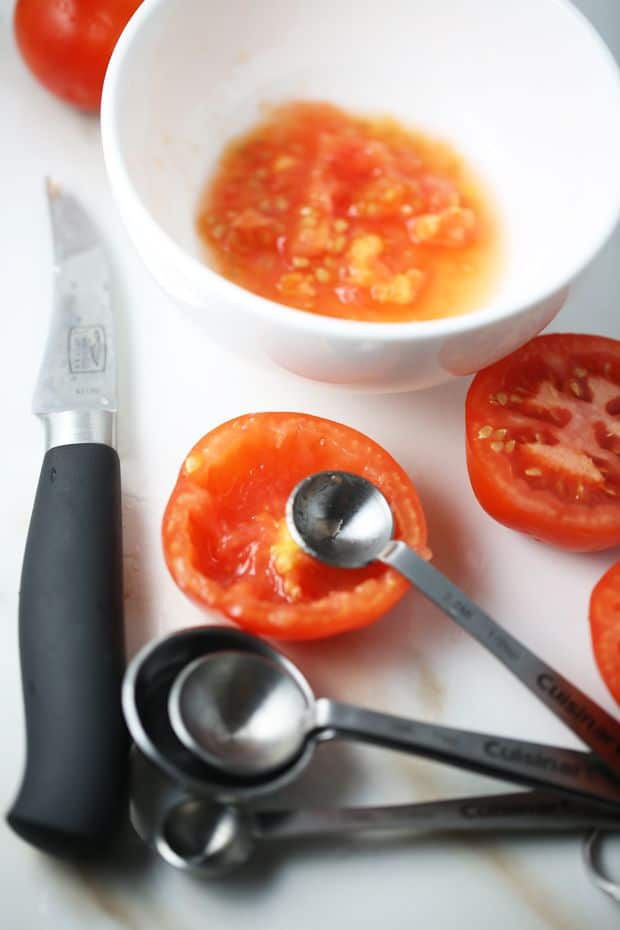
[69,326,106,373]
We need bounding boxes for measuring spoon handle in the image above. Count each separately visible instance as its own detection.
[255,790,620,840]
[378,540,620,776]
[314,699,620,806]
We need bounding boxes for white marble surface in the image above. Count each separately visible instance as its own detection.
[1,1,620,927]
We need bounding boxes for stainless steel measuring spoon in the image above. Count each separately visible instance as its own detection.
[129,745,620,876]
[286,471,620,777]
[154,793,620,876]
[164,634,620,806]
[583,830,620,904]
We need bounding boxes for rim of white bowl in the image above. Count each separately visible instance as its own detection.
[102,0,620,344]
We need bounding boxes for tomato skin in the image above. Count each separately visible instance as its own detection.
[162,412,429,641]
[14,0,141,111]
[465,333,620,552]
[590,562,620,705]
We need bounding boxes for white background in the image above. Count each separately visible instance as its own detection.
[1,1,619,927]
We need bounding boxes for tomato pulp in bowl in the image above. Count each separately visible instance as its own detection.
[102,0,620,390]
[197,102,502,324]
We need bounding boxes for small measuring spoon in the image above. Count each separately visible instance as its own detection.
[168,645,620,805]
[130,748,620,880]
[583,830,620,903]
[146,790,620,876]
[286,471,620,777]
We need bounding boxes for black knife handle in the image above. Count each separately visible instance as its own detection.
[7,442,128,857]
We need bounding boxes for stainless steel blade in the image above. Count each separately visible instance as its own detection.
[33,180,116,421]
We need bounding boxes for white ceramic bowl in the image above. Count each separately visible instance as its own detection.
[102,0,620,392]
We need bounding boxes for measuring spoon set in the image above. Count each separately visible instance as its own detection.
[124,472,620,884]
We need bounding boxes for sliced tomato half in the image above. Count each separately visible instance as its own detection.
[465,333,620,551]
[590,561,620,705]
[162,412,429,640]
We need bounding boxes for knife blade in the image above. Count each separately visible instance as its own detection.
[7,181,128,856]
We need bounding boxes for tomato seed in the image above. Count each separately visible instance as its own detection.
[184,452,204,474]
[477,425,493,439]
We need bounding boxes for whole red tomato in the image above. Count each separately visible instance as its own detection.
[14,0,142,111]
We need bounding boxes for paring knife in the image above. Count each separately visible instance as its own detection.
[7,182,128,856]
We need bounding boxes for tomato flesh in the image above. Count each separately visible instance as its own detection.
[162,413,429,640]
[590,562,620,705]
[197,101,499,322]
[466,334,620,551]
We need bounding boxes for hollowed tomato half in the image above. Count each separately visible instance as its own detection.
[163,412,429,640]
